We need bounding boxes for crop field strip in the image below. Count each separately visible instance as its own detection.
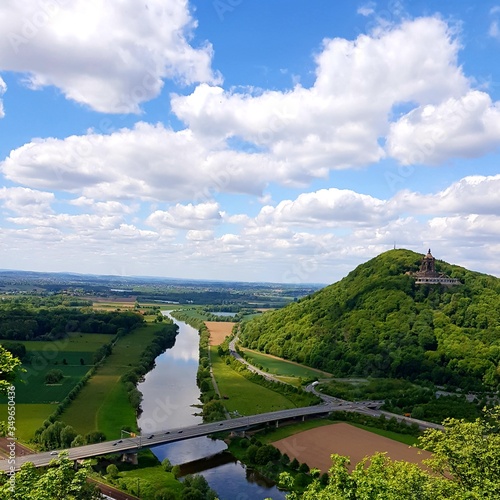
[61,323,163,438]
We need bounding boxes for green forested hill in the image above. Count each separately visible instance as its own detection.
[240,249,500,391]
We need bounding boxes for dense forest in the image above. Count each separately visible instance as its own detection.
[240,249,500,391]
[0,298,143,340]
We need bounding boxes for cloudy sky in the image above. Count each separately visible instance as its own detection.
[1,0,500,284]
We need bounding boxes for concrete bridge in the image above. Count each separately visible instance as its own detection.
[1,401,347,472]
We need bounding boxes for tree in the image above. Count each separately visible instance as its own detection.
[171,465,181,478]
[85,431,106,444]
[155,490,177,500]
[161,458,173,472]
[0,345,23,394]
[419,406,500,499]
[2,342,27,362]
[44,369,64,384]
[246,444,259,463]
[255,444,280,465]
[0,453,102,499]
[60,425,77,448]
[71,435,85,447]
[281,453,451,500]
[181,489,204,500]
[106,464,119,479]
[298,462,310,474]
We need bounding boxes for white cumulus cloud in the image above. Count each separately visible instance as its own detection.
[0,123,276,201]
[387,91,500,164]
[0,0,218,113]
[172,17,470,174]
[255,189,393,227]
[0,186,54,215]
[146,202,222,230]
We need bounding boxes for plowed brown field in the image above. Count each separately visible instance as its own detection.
[272,422,431,472]
[205,321,235,345]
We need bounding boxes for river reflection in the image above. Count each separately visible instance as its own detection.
[137,312,287,500]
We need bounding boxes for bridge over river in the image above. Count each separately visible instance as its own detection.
[1,401,348,472]
[1,397,443,473]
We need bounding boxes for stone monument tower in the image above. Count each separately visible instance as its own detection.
[411,249,461,286]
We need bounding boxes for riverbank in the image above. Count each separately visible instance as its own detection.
[59,322,177,439]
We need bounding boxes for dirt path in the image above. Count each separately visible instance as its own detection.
[272,422,431,473]
[0,437,34,459]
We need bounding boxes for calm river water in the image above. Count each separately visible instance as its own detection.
[136,313,286,500]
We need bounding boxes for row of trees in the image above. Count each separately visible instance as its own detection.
[0,302,144,340]
[34,420,106,450]
[232,435,320,491]
[120,322,179,412]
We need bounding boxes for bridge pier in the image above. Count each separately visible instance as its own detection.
[121,452,138,465]
[275,421,279,428]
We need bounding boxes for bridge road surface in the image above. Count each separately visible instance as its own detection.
[0,402,348,472]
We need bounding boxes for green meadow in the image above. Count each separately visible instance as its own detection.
[15,364,90,404]
[21,332,114,352]
[61,323,165,438]
[0,333,115,441]
[210,346,297,416]
[241,348,332,381]
[1,404,54,442]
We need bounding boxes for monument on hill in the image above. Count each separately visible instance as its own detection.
[410,249,461,286]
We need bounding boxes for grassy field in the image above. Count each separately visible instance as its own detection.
[1,404,54,441]
[0,333,115,441]
[210,346,297,416]
[61,323,164,438]
[14,364,91,404]
[172,307,213,321]
[93,451,183,499]
[241,348,332,381]
[21,332,114,352]
[347,422,419,446]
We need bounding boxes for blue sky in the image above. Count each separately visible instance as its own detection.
[1,0,500,283]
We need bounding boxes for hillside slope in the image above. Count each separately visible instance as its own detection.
[240,249,500,390]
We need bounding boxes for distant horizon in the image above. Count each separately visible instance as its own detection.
[1,246,495,288]
[0,267,328,287]
[1,2,500,283]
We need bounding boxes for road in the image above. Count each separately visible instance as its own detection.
[0,402,345,472]
[229,335,282,383]
[306,383,444,431]
[229,336,443,432]
[2,335,444,477]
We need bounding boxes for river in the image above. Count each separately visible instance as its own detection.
[136,313,287,500]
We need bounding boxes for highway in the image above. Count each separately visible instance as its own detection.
[2,336,444,474]
[0,401,345,472]
[1,396,440,473]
